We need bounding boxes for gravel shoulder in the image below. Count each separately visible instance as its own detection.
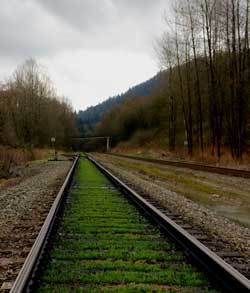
[103,154,250,227]
[92,153,250,262]
[0,159,72,291]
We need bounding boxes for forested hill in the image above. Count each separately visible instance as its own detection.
[77,73,163,136]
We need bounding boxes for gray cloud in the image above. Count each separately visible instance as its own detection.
[34,0,116,32]
[36,0,166,47]
[0,0,82,59]
[0,0,167,59]
[34,0,164,30]
[0,0,168,110]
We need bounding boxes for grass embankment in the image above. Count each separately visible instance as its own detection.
[36,158,218,292]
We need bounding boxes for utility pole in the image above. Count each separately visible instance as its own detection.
[106,137,110,152]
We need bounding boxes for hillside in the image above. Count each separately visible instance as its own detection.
[96,48,250,161]
[77,73,163,136]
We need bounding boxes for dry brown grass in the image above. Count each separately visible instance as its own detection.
[112,144,250,170]
[0,147,53,179]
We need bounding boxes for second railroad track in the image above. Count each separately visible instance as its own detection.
[107,153,250,179]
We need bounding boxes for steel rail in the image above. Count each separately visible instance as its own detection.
[88,155,250,293]
[107,153,250,179]
[10,155,79,293]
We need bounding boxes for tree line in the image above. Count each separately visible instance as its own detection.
[0,59,77,148]
[97,0,250,160]
[77,74,159,138]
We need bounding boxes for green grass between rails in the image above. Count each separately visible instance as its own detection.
[35,158,218,293]
[37,285,218,293]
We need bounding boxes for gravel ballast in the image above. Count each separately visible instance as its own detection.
[0,159,71,291]
[92,154,250,262]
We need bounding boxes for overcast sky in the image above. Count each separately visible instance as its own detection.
[0,0,168,110]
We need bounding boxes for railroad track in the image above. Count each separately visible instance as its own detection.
[107,153,250,179]
[9,155,250,292]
